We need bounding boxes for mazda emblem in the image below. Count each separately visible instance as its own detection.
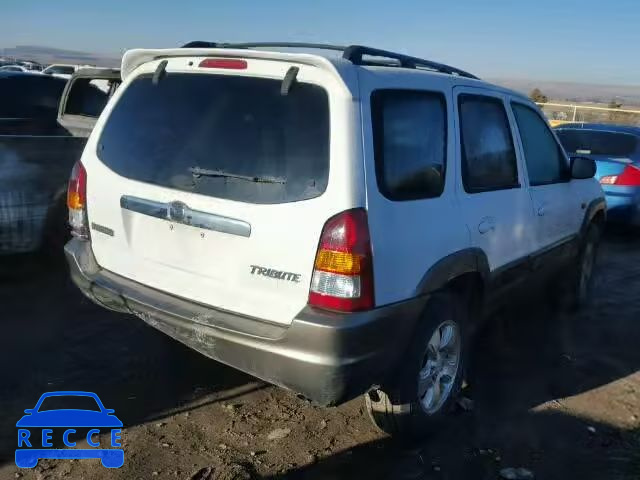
[168,201,187,222]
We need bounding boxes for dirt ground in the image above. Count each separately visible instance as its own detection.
[0,231,638,480]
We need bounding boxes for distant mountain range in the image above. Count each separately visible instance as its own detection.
[2,45,638,106]
[1,45,120,68]
[489,78,640,107]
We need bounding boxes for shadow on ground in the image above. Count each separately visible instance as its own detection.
[0,229,638,479]
[264,229,640,479]
[264,422,639,480]
[0,254,257,465]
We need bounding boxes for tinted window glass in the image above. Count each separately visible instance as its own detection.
[555,129,638,157]
[65,78,119,117]
[459,95,518,192]
[46,66,75,75]
[0,75,66,118]
[98,73,329,204]
[512,103,568,185]
[372,90,447,200]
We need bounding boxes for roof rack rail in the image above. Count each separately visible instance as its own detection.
[342,45,478,79]
[180,42,478,79]
[181,41,348,51]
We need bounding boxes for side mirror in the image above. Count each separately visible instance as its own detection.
[24,409,33,414]
[571,156,596,180]
[104,409,115,414]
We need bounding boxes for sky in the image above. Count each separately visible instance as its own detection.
[2,0,640,85]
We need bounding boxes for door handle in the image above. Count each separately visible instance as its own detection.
[478,219,495,234]
[537,206,546,216]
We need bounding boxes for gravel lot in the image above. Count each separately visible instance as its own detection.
[0,232,638,480]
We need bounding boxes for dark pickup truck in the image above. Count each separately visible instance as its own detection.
[0,68,120,256]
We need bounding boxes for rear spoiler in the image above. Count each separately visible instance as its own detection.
[120,48,352,91]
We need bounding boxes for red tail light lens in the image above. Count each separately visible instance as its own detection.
[67,161,89,239]
[308,209,374,312]
[602,165,640,186]
[198,58,247,70]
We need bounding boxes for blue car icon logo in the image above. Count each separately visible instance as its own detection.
[16,391,124,468]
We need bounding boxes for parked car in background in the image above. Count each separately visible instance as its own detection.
[0,65,30,72]
[556,123,640,227]
[0,68,121,256]
[42,64,90,79]
[65,43,604,438]
[17,61,44,71]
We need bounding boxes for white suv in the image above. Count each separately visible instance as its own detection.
[65,43,605,437]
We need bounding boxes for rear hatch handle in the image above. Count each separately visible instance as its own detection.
[120,195,251,237]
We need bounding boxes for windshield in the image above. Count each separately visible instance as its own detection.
[37,395,101,412]
[97,72,330,204]
[556,129,638,157]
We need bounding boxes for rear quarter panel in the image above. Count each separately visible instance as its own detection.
[0,132,85,253]
[357,70,469,306]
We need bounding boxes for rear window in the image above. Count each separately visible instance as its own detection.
[64,78,119,117]
[0,75,67,118]
[556,129,638,157]
[97,73,330,204]
[45,65,75,75]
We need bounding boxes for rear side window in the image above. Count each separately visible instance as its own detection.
[97,73,329,204]
[371,90,447,200]
[458,94,519,193]
[512,103,569,185]
[555,129,638,157]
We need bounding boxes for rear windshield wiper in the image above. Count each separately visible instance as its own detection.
[188,166,286,184]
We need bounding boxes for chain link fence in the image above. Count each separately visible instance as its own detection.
[537,102,640,127]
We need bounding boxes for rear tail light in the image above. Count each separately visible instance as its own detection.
[308,209,374,312]
[198,58,247,70]
[67,161,89,239]
[600,165,640,186]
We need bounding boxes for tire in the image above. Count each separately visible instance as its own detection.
[558,223,601,312]
[40,197,70,263]
[364,291,468,440]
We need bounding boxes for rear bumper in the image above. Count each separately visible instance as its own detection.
[65,239,426,406]
[604,188,640,226]
[0,190,50,254]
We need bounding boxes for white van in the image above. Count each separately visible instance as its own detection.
[65,43,604,437]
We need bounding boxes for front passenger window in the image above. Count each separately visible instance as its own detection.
[512,103,569,185]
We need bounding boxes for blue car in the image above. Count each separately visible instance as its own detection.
[555,123,640,226]
[16,391,123,468]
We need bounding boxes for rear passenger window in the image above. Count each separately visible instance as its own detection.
[458,94,519,193]
[371,90,447,200]
[512,103,569,185]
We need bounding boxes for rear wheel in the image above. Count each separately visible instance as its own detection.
[365,292,467,439]
[558,223,601,311]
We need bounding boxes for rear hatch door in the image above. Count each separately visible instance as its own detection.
[57,67,121,137]
[83,55,354,325]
